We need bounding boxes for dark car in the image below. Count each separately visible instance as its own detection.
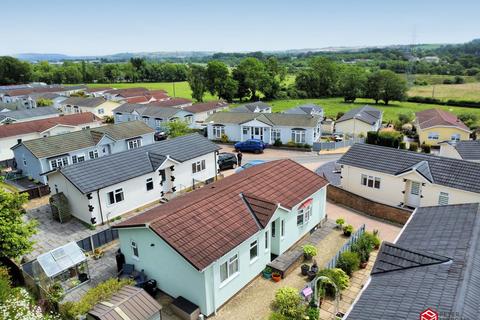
[234,139,266,154]
[217,152,238,170]
[154,131,167,141]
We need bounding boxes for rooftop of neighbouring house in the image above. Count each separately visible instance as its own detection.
[183,100,228,113]
[115,159,329,270]
[336,105,382,124]
[0,106,59,122]
[86,87,113,93]
[283,104,323,115]
[53,133,220,193]
[346,203,480,320]
[61,97,110,108]
[0,112,100,138]
[14,120,154,159]
[452,140,480,160]
[415,108,470,131]
[149,97,192,107]
[114,103,189,119]
[338,143,480,194]
[230,101,271,113]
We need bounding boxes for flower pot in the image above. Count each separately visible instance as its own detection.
[360,261,368,269]
[307,270,317,281]
[272,273,281,282]
[343,230,352,237]
[310,265,319,274]
[301,264,310,276]
[262,270,272,279]
[304,253,313,261]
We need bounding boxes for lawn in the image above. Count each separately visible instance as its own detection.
[0,180,19,193]
[408,82,480,102]
[267,97,480,125]
[86,82,217,101]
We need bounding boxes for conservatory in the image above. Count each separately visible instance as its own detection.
[30,242,90,293]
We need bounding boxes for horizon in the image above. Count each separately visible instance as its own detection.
[2,0,480,56]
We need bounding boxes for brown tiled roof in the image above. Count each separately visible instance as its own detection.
[116,159,328,270]
[183,100,228,113]
[243,193,278,228]
[4,87,65,97]
[416,108,470,131]
[149,98,192,108]
[86,87,112,93]
[105,87,149,96]
[0,113,101,138]
[124,96,152,104]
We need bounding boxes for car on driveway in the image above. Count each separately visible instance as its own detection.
[234,139,266,153]
[235,160,266,173]
[218,152,238,170]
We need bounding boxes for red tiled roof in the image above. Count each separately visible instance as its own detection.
[0,112,101,138]
[124,96,152,104]
[105,87,149,96]
[416,108,470,131]
[116,159,329,270]
[4,87,65,97]
[86,87,112,93]
[149,98,192,108]
[183,100,228,113]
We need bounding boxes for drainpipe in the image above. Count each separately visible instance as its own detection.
[214,151,219,181]
[96,190,105,225]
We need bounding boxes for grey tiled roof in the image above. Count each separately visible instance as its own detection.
[0,107,59,121]
[347,203,480,320]
[206,112,321,128]
[230,102,271,113]
[336,105,381,125]
[57,133,220,193]
[113,103,187,119]
[61,97,107,108]
[19,121,154,159]
[454,140,480,160]
[284,104,323,115]
[338,143,480,194]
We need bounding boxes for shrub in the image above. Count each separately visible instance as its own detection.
[273,139,283,147]
[303,143,312,149]
[454,76,465,84]
[287,140,296,147]
[60,278,134,319]
[302,244,318,258]
[273,287,305,319]
[335,218,345,228]
[0,266,12,303]
[409,142,419,152]
[351,234,374,263]
[306,307,319,320]
[421,143,431,154]
[443,79,453,84]
[295,143,304,148]
[336,251,360,276]
[269,312,288,320]
[366,131,378,145]
[317,268,349,292]
[220,133,229,143]
[399,141,406,149]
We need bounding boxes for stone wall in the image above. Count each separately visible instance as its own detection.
[327,185,411,225]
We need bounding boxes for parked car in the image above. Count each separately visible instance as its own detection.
[217,152,238,170]
[154,131,167,141]
[234,139,266,153]
[235,160,266,173]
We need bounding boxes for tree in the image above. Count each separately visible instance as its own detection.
[187,64,207,102]
[0,56,32,85]
[220,77,238,102]
[129,57,146,82]
[206,61,229,96]
[380,70,407,105]
[233,57,266,101]
[295,57,338,98]
[36,98,53,107]
[365,71,383,104]
[338,66,367,103]
[165,121,193,138]
[0,189,37,259]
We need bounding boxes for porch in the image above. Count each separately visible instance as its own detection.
[240,124,272,143]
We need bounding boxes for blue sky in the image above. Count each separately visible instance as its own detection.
[2,0,479,55]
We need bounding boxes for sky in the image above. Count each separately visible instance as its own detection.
[1,0,479,56]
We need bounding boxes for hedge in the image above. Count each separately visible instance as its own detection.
[407,96,480,108]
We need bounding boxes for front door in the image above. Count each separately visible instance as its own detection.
[251,127,264,140]
[407,181,421,207]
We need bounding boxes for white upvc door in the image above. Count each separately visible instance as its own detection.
[406,181,421,207]
[251,127,264,140]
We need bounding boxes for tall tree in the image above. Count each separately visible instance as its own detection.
[379,70,407,105]
[206,60,229,96]
[295,57,338,98]
[0,188,37,259]
[233,57,267,101]
[0,56,32,85]
[365,71,383,104]
[338,66,367,103]
[187,64,207,102]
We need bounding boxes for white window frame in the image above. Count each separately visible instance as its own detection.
[97,108,105,115]
[219,253,239,284]
[155,119,162,127]
[242,127,249,135]
[272,128,281,141]
[212,125,225,139]
[192,159,206,173]
[50,156,69,170]
[291,129,306,143]
[131,240,139,260]
[89,150,99,159]
[428,132,439,140]
[451,134,461,142]
[128,139,142,150]
[297,205,311,227]
[107,188,124,205]
[281,219,285,239]
[146,177,154,191]
[184,115,193,124]
[361,174,380,189]
[438,192,449,205]
[249,240,258,263]
[265,230,269,251]
[71,154,85,164]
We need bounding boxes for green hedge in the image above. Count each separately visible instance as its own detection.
[407,96,480,108]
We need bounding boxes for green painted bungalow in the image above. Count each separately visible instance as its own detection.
[114,159,329,316]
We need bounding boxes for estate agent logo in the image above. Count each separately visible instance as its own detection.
[420,308,438,320]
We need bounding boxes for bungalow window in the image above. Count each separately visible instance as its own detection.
[169,117,179,123]
[50,157,69,170]
[184,115,193,124]
[213,125,225,139]
[142,116,149,124]
[89,150,99,159]
[291,128,306,144]
[146,178,154,191]
[265,231,269,250]
[155,118,162,127]
[220,254,239,283]
[107,188,124,205]
[438,192,449,205]
[374,177,381,189]
[451,134,461,141]
[128,139,142,150]
[281,220,285,238]
[72,154,85,164]
[250,240,258,262]
[131,240,139,258]
[98,108,105,115]
[361,174,380,189]
[272,129,281,141]
[297,202,312,227]
[428,132,439,140]
[272,221,276,237]
[192,160,206,173]
[243,127,249,135]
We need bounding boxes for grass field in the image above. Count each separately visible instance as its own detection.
[408,82,480,102]
[411,74,477,85]
[267,98,480,125]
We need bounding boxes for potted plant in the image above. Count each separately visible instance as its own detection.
[272,272,282,282]
[301,264,310,276]
[302,244,318,261]
[262,266,273,279]
[335,218,345,229]
[343,224,354,237]
[372,230,381,249]
[93,248,104,260]
[307,270,317,281]
[310,260,319,274]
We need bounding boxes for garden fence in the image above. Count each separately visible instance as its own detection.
[76,228,119,252]
[325,224,366,269]
[312,138,365,152]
